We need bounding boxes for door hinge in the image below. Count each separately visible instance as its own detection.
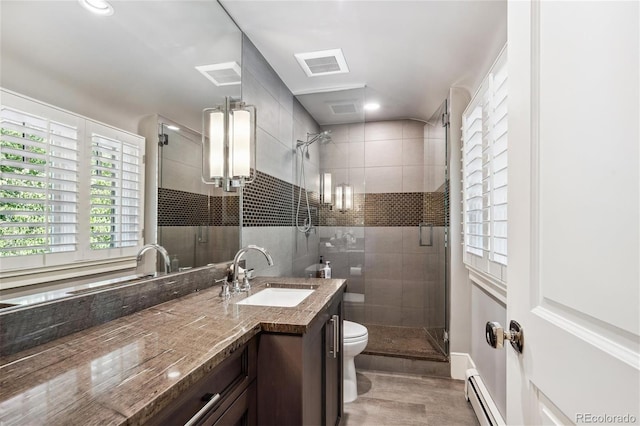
[442,112,450,127]
[443,331,449,342]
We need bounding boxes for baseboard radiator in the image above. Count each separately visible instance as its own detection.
[465,369,506,426]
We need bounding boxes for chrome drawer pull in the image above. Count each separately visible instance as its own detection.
[333,314,340,356]
[184,392,221,426]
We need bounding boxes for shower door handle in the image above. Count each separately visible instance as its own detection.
[419,223,433,246]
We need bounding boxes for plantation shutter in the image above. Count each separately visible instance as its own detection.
[0,105,79,260]
[462,104,484,257]
[489,61,508,266]
[1,89,144,274]
[461,48,508,281]
[90,129,142,250]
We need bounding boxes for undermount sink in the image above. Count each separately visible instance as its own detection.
[235,287,315,308]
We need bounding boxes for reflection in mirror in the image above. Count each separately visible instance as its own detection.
[0,1,242,293]
[157,120,239,270]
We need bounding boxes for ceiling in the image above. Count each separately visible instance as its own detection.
[221,0,507,124]
[1,1,507,130]
[0,1,242,133]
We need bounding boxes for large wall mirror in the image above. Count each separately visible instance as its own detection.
[1,1,243,275]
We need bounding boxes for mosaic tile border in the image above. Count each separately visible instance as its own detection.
[242,170,320,228]
[158,188,239,227]
[319,192,446,227]
[159,171,446,228]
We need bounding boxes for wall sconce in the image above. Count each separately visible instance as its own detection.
[202,97,256,191]
[335,183,353,212]
[320,172,332,204]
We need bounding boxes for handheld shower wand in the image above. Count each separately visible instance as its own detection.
[295,130,332,234]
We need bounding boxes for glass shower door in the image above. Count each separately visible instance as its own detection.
[423,99,449,356]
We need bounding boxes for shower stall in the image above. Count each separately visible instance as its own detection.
[293,93,451,372]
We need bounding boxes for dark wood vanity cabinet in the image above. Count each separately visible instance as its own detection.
[257,291,344,426]
[146,290,344,426]
[148,338,257,426]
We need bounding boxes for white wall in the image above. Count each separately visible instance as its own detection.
[448,87,471,354]
[471,284,507,418]
[449,82,506,412]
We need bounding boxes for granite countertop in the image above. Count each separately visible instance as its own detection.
[0,277,346,425]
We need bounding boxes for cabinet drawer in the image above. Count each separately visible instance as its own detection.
[207,381,256,426]
[148,338,257,426]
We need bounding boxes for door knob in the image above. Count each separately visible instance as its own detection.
[485,320,524,353]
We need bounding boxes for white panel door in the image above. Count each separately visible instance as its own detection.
[507,1,639,424]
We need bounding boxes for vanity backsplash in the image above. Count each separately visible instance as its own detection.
[0,264,229,356]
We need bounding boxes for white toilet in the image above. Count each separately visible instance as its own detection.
[343,320,368,403]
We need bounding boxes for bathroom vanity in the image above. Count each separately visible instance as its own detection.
[0,276,346,426]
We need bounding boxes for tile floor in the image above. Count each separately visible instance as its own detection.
[343,370,479,425]
[363,324,447,362]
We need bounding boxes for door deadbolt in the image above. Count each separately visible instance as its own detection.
[485,320,524,353]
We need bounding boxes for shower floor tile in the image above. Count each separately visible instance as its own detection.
[363,324,447,362]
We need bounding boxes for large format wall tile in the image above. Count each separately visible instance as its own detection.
[365,140,403,167]
[365,121,403,141]
[364,166,403,193]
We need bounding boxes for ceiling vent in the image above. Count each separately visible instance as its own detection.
[329,102,359,115]
[294,49,349,77]
[195,62,241,86]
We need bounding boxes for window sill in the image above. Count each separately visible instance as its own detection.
[466,266,507,305]
[1,257,138,290]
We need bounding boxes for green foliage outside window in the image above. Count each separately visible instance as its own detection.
[0,128,47,256]
[1,129,122,256]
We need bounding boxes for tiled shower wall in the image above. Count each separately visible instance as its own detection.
[240,36,321,276]
[318,120,447,330]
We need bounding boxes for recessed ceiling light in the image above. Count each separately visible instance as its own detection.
[78,0,114,16]
[364,103,380,111]
[294,49,349,77]
[195,62,242,86]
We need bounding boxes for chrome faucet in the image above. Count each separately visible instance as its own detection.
[223,245,274,297]
[136,244,171,275]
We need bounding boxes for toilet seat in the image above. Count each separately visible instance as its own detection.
[344,320,368,340]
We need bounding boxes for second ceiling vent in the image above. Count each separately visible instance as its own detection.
[294,48,349,77]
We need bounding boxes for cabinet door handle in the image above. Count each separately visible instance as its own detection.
[184,392,221,426]
[328,317,335,358]
[331,314,340,358]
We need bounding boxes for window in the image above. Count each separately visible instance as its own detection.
[462,48,507,283]
[88,124,143,252]
[0,90,145,281]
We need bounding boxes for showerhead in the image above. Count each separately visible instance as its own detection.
[297,130,332,148]
[316,130,332,144]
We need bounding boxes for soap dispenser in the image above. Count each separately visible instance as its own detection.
[324,261,332,279]
[316,255,325,278]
